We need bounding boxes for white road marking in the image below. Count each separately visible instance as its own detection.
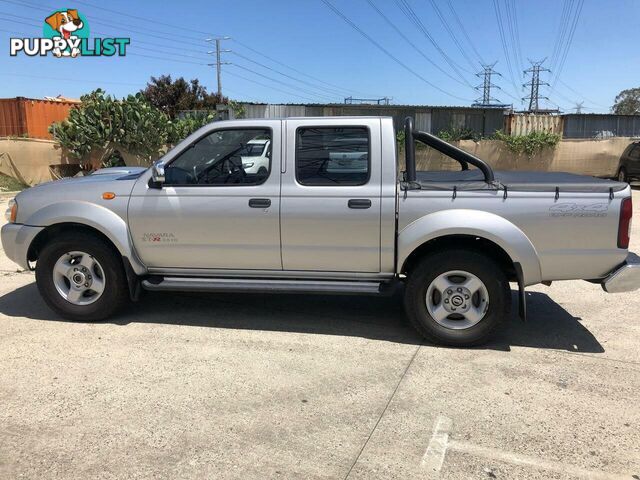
[448,440,632,480]
[421,415,452,473]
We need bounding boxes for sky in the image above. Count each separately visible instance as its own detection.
[0,0,638,113]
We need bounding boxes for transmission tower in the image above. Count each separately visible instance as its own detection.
[522,59,551,112]
[472,63,504,107]
[573,101,584,114]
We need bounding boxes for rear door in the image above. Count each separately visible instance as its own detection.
[280,118,382,273]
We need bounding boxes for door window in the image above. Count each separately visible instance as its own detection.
[165,128,271,186]
[295,127,370,186]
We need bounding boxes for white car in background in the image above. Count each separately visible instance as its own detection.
[240,139,271,175]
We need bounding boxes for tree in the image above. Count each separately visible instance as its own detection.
[51,89,171,167]
[50,89,224,168]
[612,87,640,115]
[141,75,227,118]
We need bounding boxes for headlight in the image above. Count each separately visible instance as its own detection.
[242,162,254,168]
[4,198,17,223]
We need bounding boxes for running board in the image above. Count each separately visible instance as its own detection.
[141,277,395,296]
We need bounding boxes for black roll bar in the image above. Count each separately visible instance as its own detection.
[404,117,416,182]
[403,116,495,184]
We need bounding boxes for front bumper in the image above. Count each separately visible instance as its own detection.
[1,223,44,271]
[601,252,640,293]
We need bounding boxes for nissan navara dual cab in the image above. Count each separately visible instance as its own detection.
[2,117,639,346]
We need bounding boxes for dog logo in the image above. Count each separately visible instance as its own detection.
[44,9,86,57]
[9,9,130,58]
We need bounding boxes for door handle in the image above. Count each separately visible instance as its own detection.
[348,199,372,209]
[249,198,271,208]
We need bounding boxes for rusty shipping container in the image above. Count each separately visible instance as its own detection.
[0,97,79,139]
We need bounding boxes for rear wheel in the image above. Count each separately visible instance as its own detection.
[404,249,510,347]
[35,232,129,321]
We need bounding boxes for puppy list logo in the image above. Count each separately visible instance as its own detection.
[10,9,130,58]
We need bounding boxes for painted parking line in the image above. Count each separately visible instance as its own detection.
[421,415,452,473]
[422,416,633,479]
[448,440,632,480]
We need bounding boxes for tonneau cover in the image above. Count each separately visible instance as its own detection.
[415,170,627,193]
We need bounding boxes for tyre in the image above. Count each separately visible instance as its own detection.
[35,232,129,321]
[617,167,628,183]
[404,249,510,347]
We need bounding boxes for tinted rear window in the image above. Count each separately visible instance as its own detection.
[295,127,370,186]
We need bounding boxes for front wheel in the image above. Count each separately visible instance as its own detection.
[404,249,511,347]
[35,232,129,321]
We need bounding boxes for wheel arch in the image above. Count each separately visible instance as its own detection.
[24,202,146,275]
[397,209,542,286]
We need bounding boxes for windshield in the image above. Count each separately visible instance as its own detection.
[238,143,267,157]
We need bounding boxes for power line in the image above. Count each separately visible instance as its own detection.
[0,16,210,66]
[70,0,219,38]
[393,0,475,82]
[426,0,478,71]
[556,79,608,108]
[230,51,348,97]
[0,71,142,86]
[225,70,323,103]
[232,39,374,97]
[551,0,584,89]
[230,63,337,102]
[445,0,485,65]
[549,0,573,73]
[2,0,367,101]
[492,0,520,97]
[503,0,523,72]
[0,11,210,56]
[364,0,473,89]
[0,0,212,50]
[318,0,472,102]
[0,11,336,102]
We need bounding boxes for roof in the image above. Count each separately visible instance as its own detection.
[238,101,510,110]
[227,116,395,122]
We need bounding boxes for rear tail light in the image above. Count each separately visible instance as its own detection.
[618,197,632,249]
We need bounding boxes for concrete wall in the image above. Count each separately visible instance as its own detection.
[415,137,633,178]
[0,138,80,186]
[0,136,634,187]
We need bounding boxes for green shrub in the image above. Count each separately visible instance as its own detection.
[51,89,170,165]
[50,89,224,167]
[494,130,561,155]
[436,127,480,142]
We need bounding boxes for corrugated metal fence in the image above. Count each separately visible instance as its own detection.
[0,97,78,139]
[241,103,505,137]
[563,114,640,138]
[507,114,563,136]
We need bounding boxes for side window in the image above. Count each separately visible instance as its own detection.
[630,145,640,159]
[165,128,271,186]
[296,127,370,186]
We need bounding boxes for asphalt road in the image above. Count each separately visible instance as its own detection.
[0,192,639,479]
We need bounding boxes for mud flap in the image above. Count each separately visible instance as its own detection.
[122,257,142,302]
[514,262,527,322]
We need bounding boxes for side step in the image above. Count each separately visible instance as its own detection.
[141,277,395,296]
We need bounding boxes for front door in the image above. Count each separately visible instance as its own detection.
[128,120,282,270]
[280,118,382,273]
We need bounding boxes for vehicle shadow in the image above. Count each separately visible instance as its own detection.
[0,283,603,353]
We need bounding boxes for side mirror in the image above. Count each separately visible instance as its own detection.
[150,160,165,188]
